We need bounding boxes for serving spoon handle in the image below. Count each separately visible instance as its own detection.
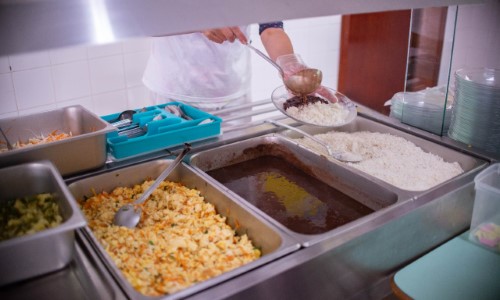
[0,127,13,150]
[266,120,362,163]
[246,43,284,77]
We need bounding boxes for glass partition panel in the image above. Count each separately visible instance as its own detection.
[397,6,457,136]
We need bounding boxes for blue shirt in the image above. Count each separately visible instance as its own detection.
[259,22,284,35]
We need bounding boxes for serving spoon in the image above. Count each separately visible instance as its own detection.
[109,110,136,127]
[0,127,13,150]
[164,104,192,120]
[266,120,362,163]
[113,143,191,228]
[246,44,323,96]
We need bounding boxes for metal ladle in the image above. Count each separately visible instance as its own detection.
[266,120,362,163]
[113,144,191,228]
[109,110,136,127]
[246,44,323,96]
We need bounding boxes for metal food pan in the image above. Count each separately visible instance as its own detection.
[68,159,299,300]
[189,135,401,247]
[0,105,116,176]
[278,116,488,195]
[0,161,87,287]
[0,233,125,299]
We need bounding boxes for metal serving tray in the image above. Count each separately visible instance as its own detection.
[0,161,87,287]
[277,116,488,196]
[0,105,116,176]
[68,159,299,300]
[189,135,397,247]
[188,122,487,247]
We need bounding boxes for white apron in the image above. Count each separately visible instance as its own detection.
[142,26,251,111]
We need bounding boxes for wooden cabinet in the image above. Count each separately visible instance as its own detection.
[338,8,448,115]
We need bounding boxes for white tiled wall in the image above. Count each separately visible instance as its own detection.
[1,2,498,120]
[0,37,152,119]
[0,15,341,119]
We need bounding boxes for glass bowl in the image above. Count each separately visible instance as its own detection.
[271,85,357,127]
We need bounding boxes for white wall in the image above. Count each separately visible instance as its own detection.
[0,15,342,119]
[0,39,153,118]
[438,0,500,87]
[450,0,500,75]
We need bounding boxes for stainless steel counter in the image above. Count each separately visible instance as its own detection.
[0,0,493,298]
[192,179,477,300]
[184,101,493,299]
[0,233,126,300]
[1,99,495,299]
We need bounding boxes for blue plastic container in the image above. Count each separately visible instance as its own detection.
[101,102,222,160]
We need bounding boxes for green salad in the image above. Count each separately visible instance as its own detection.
[0,193,63,242]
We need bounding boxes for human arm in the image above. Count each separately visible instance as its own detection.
[260,27,294,61]
[203,23,335,101]
[202,27,248,44]
[260,24,337,102]
[201,23,294,61]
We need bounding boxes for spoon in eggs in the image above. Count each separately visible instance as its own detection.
[113,143,191,228]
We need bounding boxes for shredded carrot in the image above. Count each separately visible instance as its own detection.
[9,129,72,150]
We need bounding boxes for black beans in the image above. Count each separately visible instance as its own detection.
[283,95,328,110]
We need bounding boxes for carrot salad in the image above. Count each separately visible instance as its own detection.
[77,180,261,296]
[1,130,73,153]
[15,130,72,148]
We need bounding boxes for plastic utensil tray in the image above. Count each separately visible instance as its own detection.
[101,102,222,160]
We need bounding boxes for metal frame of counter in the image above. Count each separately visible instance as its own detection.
[184,105,495,299]
[0,0,483,57]
[8,100,488,300]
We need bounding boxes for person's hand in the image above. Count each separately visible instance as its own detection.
[202,27,248,44]
[315,86,338,103]
[276,54,337,103]
[276,54,307,80]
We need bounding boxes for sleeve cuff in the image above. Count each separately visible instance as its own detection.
[258,22,284,35]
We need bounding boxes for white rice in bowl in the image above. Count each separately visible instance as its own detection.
[294,131,464,191]
[285,102,350,126]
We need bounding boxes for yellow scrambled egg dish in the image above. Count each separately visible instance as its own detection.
[78,180,261,296]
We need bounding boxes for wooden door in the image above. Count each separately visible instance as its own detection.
[338,10,412,115]
[338,8,448,115]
